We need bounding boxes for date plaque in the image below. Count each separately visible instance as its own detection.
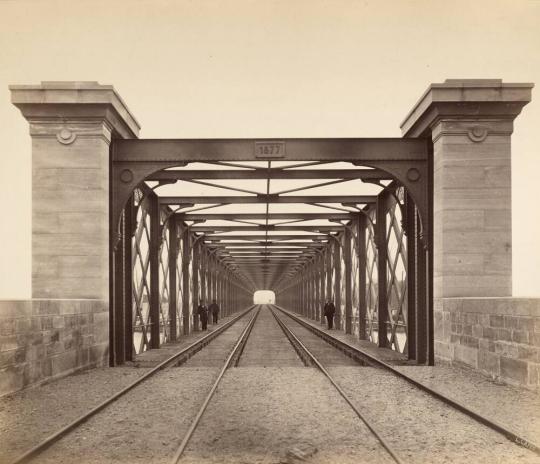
[254,141,286,159]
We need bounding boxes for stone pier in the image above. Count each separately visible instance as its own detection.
[402,79,539,388]
[0,82,139,396]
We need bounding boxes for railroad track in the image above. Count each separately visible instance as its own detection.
[271,304,540,459]
[9,303,540,463]
[269,306,405,464]
[169,305,262,463]
[172,304,402,464]
[8,305,257,464]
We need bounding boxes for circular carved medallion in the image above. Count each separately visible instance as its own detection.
[468,126,489,143]
[120,169,134,183]
[56,128,76,145]
[406,167,421,182]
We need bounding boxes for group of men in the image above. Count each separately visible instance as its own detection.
[195,298,337,331]
[196,300,220,330]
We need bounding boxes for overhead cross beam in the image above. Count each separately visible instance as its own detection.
[178,213,353,221]
[191,225,342,232]
[203,242,325,247]
[201,234,331,241]
[147,168,392,181]
[114,138,428,162]
[160,195,377,205]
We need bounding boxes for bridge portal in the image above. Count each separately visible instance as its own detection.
[2,78,537,398]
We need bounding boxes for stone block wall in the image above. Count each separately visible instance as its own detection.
[0,299,108,397]
[435,297,540,389]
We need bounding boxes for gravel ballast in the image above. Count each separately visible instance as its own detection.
[2,305,539,464]
[182,367,395,464]
[395,363,540,444]
[0,367,150,463]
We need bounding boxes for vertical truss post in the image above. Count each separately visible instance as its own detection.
[313,264,318,320]
[212,256,217,303]
[357,214,367,340]
[168,216,178,342]
[222,271,226,316]
[405,195,417,360]
[376,191,389,348]
[231,281,235,312]
[111,195,133,365]
[305,269,310,317]
[182,226,191,335]
[344,226,352,334]
[416,214,429,364]
[124,195,134,361]
[297,275,301,314]
[227,274,231,315]
[309,269,313,318]
[302,267,309,317]
[227,272,231,316]
[217,264,222,312]
[229,280,233,311]
[200,248,207,305]
[208,254,213,303]
[211,255,216,303]
[319,254,325,324]
[192,240,200,331]
[308,265,313,319]
[149,193,161,349]
[298,274,303,315]
[111,219,123,365]
[326,247,332,309]
[333,239,342,330]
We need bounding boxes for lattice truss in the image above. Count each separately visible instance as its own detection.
[188,253,194,330]
[132,189,152,354]
[339,234,347,328]
[351,227,360,338]
[385,187,408,353]
[365,208,378,344]
[158,208,171,344]
[175,226,185,335]
[330,242,337,305]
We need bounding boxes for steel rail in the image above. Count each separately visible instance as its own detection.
[170,305,262,463]
[8,305,257,464]
[273,305,540,456]
[269,307,405,464]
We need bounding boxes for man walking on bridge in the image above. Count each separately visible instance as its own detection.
[209,299,220,325]
[197,301,209,331]
[323,300,336,330]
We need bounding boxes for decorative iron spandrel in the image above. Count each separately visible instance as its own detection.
[132,189,152,354]
[365,208,379,344]
[384,187,408,354]
[158,208,171,345]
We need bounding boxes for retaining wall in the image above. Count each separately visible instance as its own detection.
[435,297,540,389]
[0,299,108,397]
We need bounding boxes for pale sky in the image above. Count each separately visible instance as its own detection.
[0,0,539,298]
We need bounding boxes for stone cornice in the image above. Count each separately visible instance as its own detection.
[430,119,514,144]
[400,79,533,138]
[10,81,140,140]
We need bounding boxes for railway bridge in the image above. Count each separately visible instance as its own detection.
[1,79,539,463]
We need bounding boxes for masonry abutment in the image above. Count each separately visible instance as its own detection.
[402,79,539,387]
[3,82,140,394]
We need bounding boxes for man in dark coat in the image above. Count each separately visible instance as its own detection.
[323,300,336,330]
[208,299,220,325]
[197,301,209,330]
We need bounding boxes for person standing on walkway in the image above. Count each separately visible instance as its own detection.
[197,301,209,330]
[323,300,336,330]
[209,299,220,325]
